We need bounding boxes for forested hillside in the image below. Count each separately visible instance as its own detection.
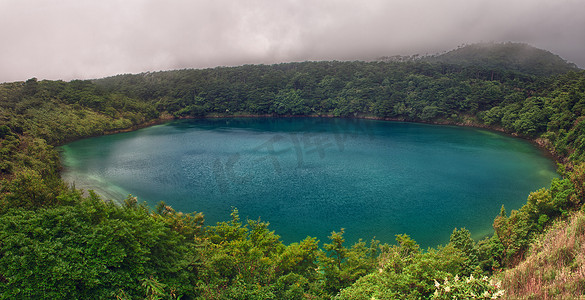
[1,43,584,299]
[423,42,579,76]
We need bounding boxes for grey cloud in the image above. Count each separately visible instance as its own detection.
[0,0,583,83]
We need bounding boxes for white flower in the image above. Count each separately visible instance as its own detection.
[492,290,505,299]
[454,274,459,282]
[444,286,451,293]
[493,280,502,289]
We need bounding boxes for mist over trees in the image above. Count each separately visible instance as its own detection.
[0,43,584,298]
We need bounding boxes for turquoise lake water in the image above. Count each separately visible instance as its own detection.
[60,118,558,248]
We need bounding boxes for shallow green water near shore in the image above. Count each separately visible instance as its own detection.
[61,118,558,247]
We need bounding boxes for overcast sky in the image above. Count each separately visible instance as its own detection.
[1,0,584,83]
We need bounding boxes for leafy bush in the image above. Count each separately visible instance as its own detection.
[431,274,504,299]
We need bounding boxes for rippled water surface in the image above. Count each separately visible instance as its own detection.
[61,118,558,247]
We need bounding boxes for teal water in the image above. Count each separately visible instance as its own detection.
[60,118,558,248]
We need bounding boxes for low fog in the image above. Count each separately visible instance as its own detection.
[1,0,584,83]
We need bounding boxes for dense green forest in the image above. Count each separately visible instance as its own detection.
[1,43,585,299]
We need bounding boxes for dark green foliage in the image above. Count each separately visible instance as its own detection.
[0,78,158,145]
[336,235,466,299]
[155,201,205,238]
[0,125,12,139]
[320,229,379,296]
[449,228,478,276]
[0,46,584,298]
[189,208,325,299]
[0,192,193,299]
[0,135,66,212]
[93,60,542,125]
[476,235,504,273]
[424,42,579,76]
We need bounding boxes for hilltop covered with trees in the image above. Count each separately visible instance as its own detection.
[423,42,578,76]
[1,43,584,299]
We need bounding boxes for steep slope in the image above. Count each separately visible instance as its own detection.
[500,212,585,299]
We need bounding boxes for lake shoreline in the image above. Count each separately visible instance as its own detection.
[54,112,561,168]
[58,112,562,210]
[59,117,558,247]
[131,113,563,165]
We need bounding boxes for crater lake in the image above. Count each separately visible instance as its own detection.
[60,118,558,247]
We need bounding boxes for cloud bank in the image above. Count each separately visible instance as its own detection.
[1,0,583,82]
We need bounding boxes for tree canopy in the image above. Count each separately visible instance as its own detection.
[0,43,584,298]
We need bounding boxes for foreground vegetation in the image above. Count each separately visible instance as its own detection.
[1,43,584,298]
[501,211,585,299]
